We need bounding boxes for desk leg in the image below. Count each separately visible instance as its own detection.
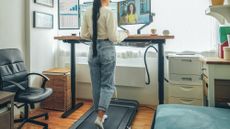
[158,43,164,104]
[61,43,83,118]
[151,42,165,129]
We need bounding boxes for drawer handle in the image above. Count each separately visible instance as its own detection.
[181,77,192,81]
[181,59,192,62]
[180,99,194,104]
[201,67,207,71]
[180,86,193,91]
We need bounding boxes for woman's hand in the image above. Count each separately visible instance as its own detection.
[124,30,130,36]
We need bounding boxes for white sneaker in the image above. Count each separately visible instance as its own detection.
[102,114,108,123]
[94,116,104,129]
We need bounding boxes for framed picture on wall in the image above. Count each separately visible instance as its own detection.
[58,0,80,29]
[33,11,53,29]
[34,0,54,7]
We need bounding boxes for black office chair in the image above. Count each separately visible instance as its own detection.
[0,48,53,129]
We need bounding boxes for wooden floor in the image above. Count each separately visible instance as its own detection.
[15,101,155,129]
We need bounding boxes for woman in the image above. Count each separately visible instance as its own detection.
[80,0,128,128]
[126,3,137,24]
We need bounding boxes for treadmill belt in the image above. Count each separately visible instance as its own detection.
[70,99,139,129]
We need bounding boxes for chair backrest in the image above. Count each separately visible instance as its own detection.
[0,48,28,92]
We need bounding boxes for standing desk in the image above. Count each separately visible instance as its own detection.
[124,34,174,104]
[54,36,83,118]
[54,34,174,118]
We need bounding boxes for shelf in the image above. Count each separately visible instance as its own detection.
[205,5,230,24]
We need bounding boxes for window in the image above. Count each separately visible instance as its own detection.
[57,0,218,63]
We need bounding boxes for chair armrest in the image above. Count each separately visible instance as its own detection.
[25,73,49,88]
[2,80,26,91]
[26,73,49,81]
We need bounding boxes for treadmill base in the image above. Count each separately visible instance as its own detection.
[70,99,139,129]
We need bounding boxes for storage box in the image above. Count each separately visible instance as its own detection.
[219,26,230,43]
[169,74,202,85]
[168,97,203,106]
[168,83,203,99]
[218,26,230,58]
[166,54,204,106]
[228,34,230,44]
[167,54,204,75]
[41,68,71,111]
[211,0,224,5]
[218,41,229,58]
[224,47,230,60]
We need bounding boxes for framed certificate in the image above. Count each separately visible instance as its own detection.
[33,11,53,29]
[34,0,54,7]
[58,0,80,29]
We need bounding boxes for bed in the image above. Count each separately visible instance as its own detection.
[152,104,230,129]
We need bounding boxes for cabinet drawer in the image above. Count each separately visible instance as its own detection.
[168,97,202,106]
[169,58,202,75]
[170,74,202,85]
[0,110,11,129]
[168,84,203,99]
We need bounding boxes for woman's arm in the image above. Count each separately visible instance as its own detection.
[80,13,91,40]
[134,14,138,23]
[106,11,128,43]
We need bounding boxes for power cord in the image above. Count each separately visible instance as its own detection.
[144,44,158,85]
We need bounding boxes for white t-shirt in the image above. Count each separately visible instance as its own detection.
[80,6,127,43]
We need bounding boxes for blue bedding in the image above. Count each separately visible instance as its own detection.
[154,104,230,129]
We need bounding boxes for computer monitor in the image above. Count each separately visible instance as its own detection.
[118,0,151,25]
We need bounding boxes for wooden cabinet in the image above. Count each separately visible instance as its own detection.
[41,68,71,111]
[0,91,14,129]
[203,58,230,107]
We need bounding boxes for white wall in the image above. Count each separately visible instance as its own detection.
[26,0,58,84]
[0,0,26,61]
[0,0,26,116]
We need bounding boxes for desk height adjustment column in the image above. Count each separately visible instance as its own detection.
[158,41,165,104]
[61,40,83,118]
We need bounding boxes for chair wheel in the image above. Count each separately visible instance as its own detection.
[19,111,24,118]
[43,126,48,129]
[45,115,49,120]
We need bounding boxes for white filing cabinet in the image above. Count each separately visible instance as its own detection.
[166,54,204,106]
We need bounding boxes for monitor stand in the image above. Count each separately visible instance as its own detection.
[137,22,151,34]
[118,13,155,35]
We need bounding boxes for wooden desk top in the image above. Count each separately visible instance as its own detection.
[127,34,174,40]
[54,36,81,40]
[54,34,174,41]
[205,57,230,65]
[0,91,15,102]
[43,68,70,75]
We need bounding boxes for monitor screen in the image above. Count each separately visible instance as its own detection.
[118,0,151,25]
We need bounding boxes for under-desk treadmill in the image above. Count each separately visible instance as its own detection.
[70,99,139,129]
